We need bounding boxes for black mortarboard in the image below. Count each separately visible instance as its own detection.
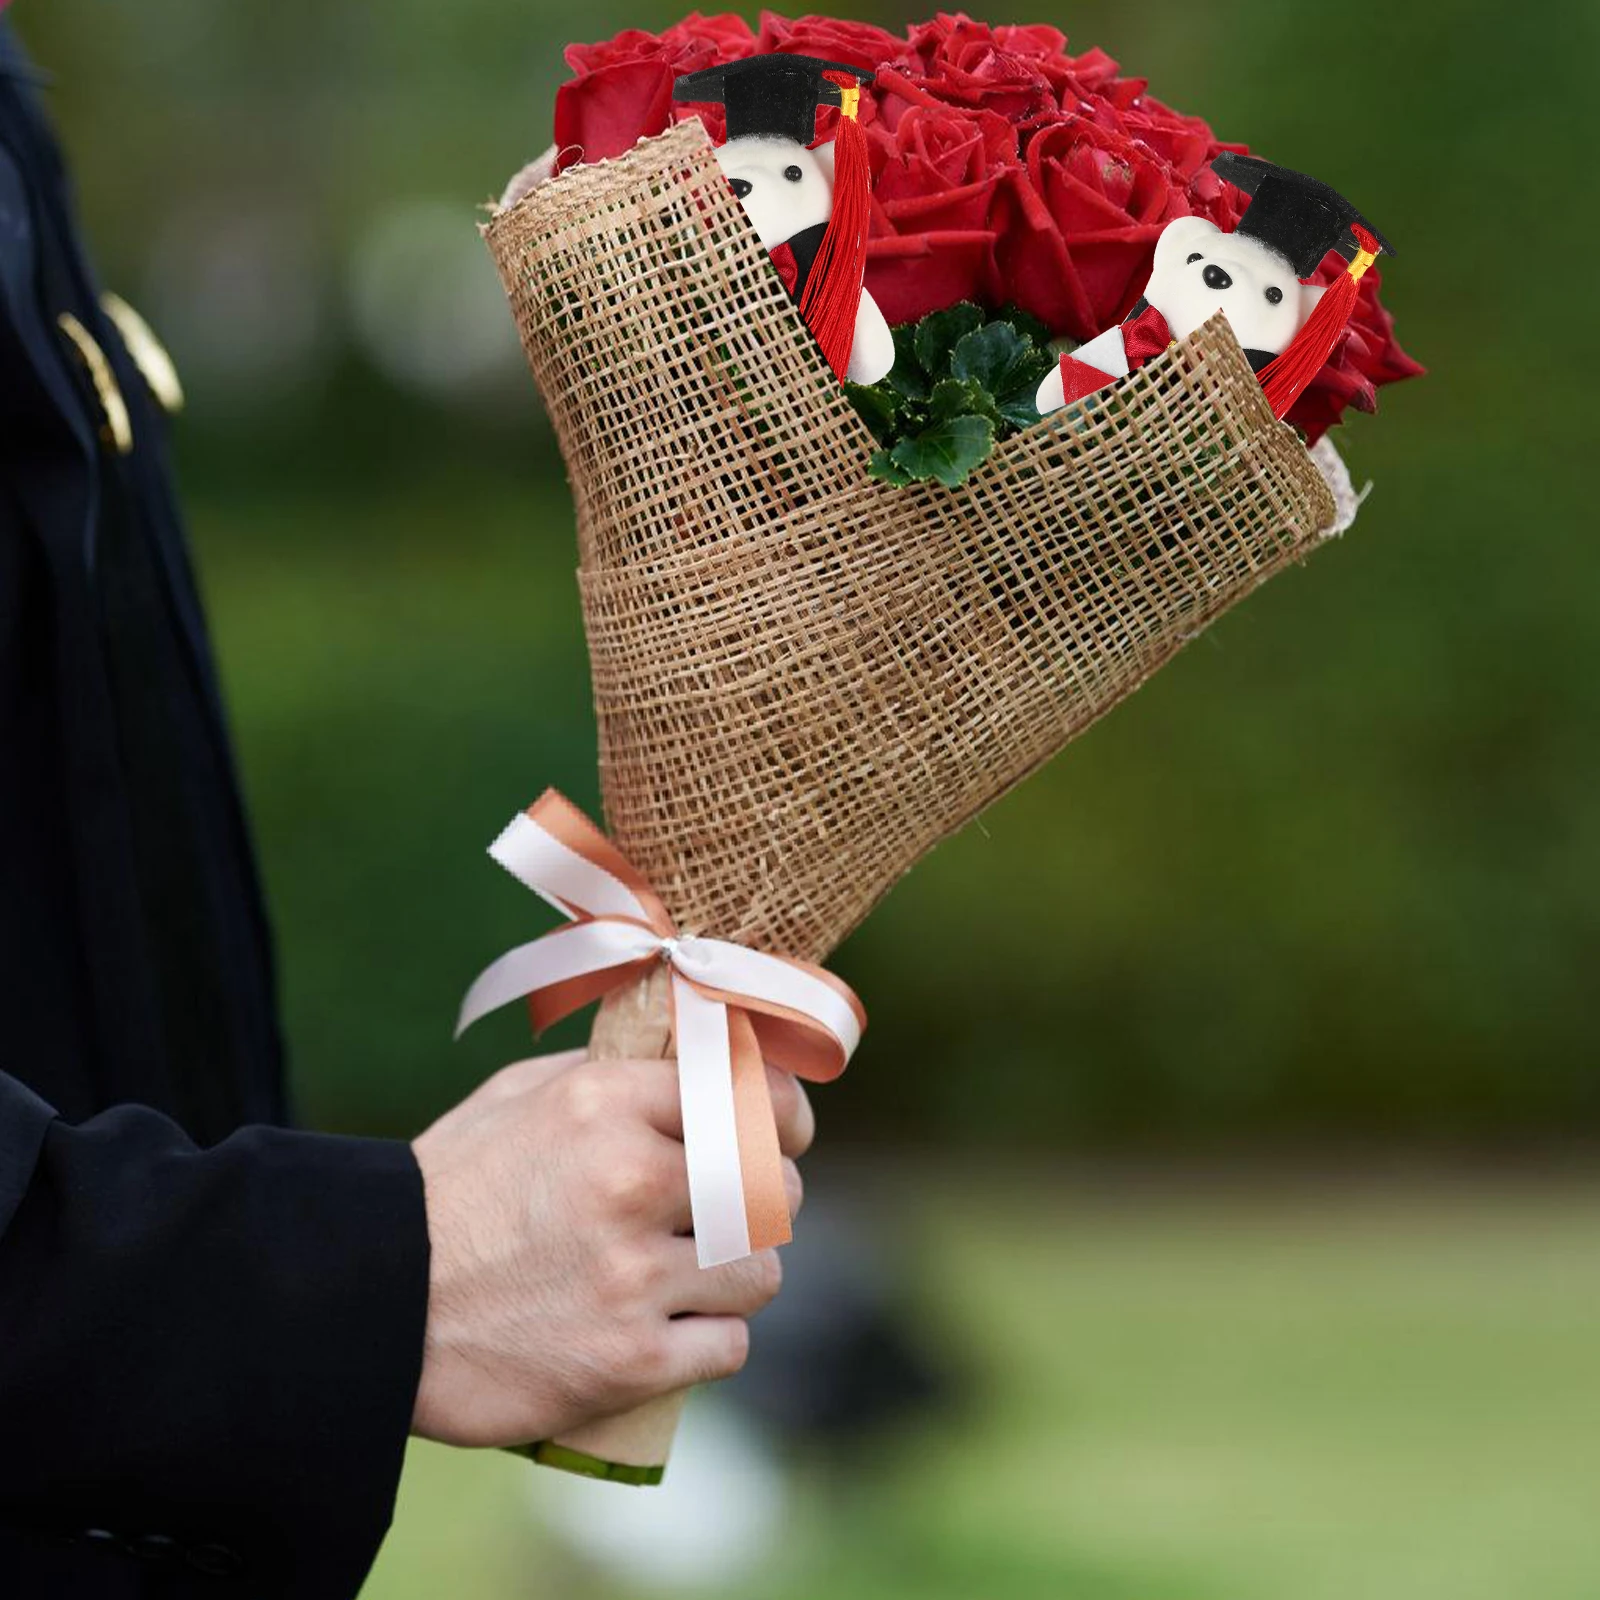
[1212,152,1395,279]
[674,54,875,146]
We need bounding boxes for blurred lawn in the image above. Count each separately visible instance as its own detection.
[367,1170,1600,1600]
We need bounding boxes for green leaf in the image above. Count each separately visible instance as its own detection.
[886,322,931,400]
[868,447,915,486]
[888,413,995,489]
[844,380,902,445]
[951,323,1051,432]
[912,303,986,381]
[950,321,1038,396]
[927,376,1001,428]
[992,381,1046,433]
[858,303,1061,487]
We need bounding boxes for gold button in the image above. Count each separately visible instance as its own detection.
[57,311,133,455]
[101,292,185,416]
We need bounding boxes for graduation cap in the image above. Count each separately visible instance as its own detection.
[1213,152,1395,278]
[1211,151,1399,422]
[673,54,874,147]
[675,54,877,382]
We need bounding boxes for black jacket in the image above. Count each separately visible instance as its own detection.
[0,28,430,1599]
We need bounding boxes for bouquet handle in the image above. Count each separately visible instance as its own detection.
[512,967,689,1485]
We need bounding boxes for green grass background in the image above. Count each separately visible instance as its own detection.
[11,0,1600,1592]
[367,1173,1600,1600]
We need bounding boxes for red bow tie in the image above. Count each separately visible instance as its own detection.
[1121,302,1174,370]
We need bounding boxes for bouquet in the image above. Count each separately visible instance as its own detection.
[467,11,1417,1483]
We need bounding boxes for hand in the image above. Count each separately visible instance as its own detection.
[409,1050,813,1448]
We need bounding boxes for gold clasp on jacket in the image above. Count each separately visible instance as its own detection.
[56,310,133,455]
[101,292,185,416]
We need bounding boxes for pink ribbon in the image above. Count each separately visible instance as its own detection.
[457,790,865,1267]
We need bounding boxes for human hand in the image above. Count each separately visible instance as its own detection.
[409,1050,813,1448]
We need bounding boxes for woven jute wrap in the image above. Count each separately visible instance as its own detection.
[485,118,1338,966]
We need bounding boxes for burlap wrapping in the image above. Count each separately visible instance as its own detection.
[484,119,1338,964]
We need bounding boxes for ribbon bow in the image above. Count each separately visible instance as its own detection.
[1121,301,1176,369]
[456,791,865,1268]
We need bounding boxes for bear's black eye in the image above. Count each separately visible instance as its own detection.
[1265,286,1284,305]
[783,165,804,183]
[1186,252,1203,264]
[729,178,753,199]
[1202,264,1232,291]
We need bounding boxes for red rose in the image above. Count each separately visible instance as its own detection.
[561,14,751,76]
[554,14,754,172]
[864,106,1016,323]
[887,14,1058,129]
[873,27,1235,338]
[553,13,1420,435]
[1001,117,1223,339]
[951,20,1092,103]
[1054,45,1147,113]
[661,12,757,55]
[990,23,1072,63]
[871,105,1016,202]
[754,10,906,72]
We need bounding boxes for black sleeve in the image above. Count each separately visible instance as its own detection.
[0,1070,431,1598]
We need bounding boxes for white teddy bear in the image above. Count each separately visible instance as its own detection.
[676,55,895,387]
[1035,214,1325,412]
[1036,153,1391,420]
[710,133,893,385]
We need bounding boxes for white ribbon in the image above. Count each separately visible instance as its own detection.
[457,806,861,1267]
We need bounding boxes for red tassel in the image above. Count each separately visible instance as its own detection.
[799,70,870,382]
[1259,224,1381,421]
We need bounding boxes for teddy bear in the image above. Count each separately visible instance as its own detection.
[1036,153,1391,421]
[675,55,895,386]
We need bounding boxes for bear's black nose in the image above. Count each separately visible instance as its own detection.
[1202,264,1232,291]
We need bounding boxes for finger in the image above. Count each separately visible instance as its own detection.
[617,1064,806,1233]
[592,1129,690,1227]
[480,1049,588,1107]
[657,1153,801,1240]
[665,1245,783,1317]
[767,1068,815,1159]
[619,1058,686,1142]
[661,1315,751,1387]
[629,1060,815,1162]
